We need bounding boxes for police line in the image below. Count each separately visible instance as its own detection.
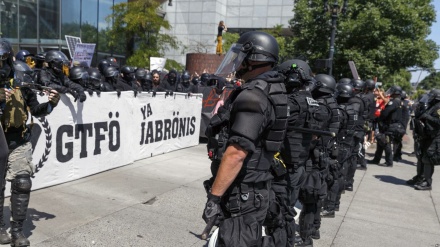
[4,91,203,196]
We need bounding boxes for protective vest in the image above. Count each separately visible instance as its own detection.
[1,87,28,136]
[338,103,358,144]
[316,95,340,157]
[206,79,288,174]
[281,90,321,167]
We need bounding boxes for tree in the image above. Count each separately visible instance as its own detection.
[106,0,181,69]
[381,69,412,93]
[289,0,439,81]
[417,71,440,90]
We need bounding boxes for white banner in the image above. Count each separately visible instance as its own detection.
[150,57,167,71]
[4,92,203,196]
[72,43,96,67]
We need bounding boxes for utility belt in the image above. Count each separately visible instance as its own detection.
[226,181,268,217]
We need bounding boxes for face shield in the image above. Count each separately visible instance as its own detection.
[214,43,248,78]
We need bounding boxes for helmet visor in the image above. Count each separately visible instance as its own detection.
[215,43,247,77]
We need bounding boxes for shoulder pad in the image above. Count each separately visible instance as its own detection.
[388,101,393,106]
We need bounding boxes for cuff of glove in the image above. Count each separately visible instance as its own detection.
[207,193,221,204]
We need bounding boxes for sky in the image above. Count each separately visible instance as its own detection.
[410,1,440,83]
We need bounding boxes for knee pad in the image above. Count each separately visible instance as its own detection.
[12,174,32,194]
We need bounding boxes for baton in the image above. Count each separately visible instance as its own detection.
[290,126,336,137]
[201,215,218,240]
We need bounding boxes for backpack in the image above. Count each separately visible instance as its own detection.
[1,88,29,136]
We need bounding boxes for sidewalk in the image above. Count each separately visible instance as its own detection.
[13,135,440,246]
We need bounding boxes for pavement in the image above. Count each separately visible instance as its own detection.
[8,132,440,246]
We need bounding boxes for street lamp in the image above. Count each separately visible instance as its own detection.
[324,0,348,76]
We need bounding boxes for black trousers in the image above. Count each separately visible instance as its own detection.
[393,133,404,160]
[218,182,271,247]
[374,133,393,166]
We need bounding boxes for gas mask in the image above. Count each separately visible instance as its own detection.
[0,61,12,83]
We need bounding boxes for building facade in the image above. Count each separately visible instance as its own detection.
[1,0,126,66]
[161,0,294,65]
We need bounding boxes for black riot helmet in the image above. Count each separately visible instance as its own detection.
[135,68,147,81]
[192,76,200,86]
[428,89,440,103]
[351,79,365,92]
[0,39,15,82]
[120,65,135,80]
[45,50,70,76]
[386,85,402,96]
[275,59,312,92]
[103,66,119,79]
[15,50,32,62]
[167,69,177,84]
[98,59,111,75]
[336,83,355,98]
[401,91,407,99]
[365,79,375,91]
[87,67,101,81]
[87,67,102,87]
[69,66,89,87]
[181,70,190,84]
[215,31,279,78]
[13,60,33,84]
[338,78,351,84]
[200,73,211,85]
[314,74,336,94]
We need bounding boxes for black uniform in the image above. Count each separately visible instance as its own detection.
[416,100,440,189]
[372,97,403,167]
[394,99,410,161]
[205,71,287,246]
[269,90,327,246]
[315,94,340,220]
[345,96,365,189]
[176,82,198,94]
[39,68,87,102]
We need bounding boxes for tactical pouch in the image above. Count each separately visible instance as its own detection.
[423,139,440,166]
[299,161,322,204]
[271,152,287,177]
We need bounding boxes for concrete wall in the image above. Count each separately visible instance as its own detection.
[161,0,294,66]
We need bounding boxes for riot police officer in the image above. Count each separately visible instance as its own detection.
[69,66,100,96]
[342,80,365,190]
[102,66,133,96]
[311,74,340,222]
[414,89,440,190]
[266,60,328,247]
[203,31,288,247]
[334,82,356,211]
[394,91,410,161]
[407,94,429,185]
[369,85,403,167]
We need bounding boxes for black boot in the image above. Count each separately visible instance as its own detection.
[10,221,29,247]
[406,176,423,185]
[414,181,432,191]
[295,237,313,247]
[321,209,335,218]
[10,175,32,247]
[0,219,10,244]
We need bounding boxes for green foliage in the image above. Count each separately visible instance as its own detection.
[165,59,185,71]
[223,32,240,53]
[106,0,180,67]
[381,69,413,93]
[412,88,427,100]
[289,0,439,80]
[417,71,440,90]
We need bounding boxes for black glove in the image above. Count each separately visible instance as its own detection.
[87,88,94,96]
[202,193,223,225]
[79,93,87,102]
[152,90,157,97]
[96,90,101,96]
[116,89,121,97]
[69,89,79,102]
[133,90,138,97]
